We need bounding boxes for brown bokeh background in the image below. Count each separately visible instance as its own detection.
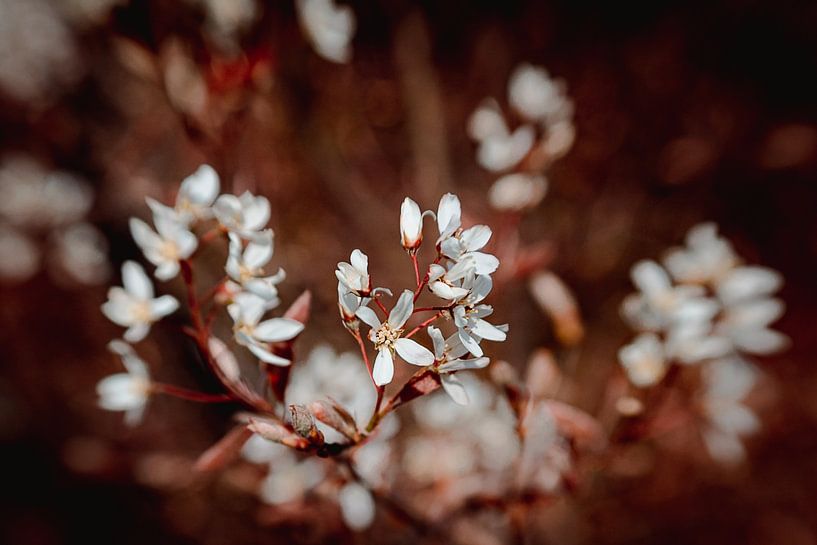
[2,1,817,543]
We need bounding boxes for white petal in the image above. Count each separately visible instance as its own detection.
[372,348,394,386]
[458,330,483,357]
[129,218,161,255]
[355,306,381,329]
[245,235,274,269]
[394,338,434,366]
[180,164,220,205]
[460,225,492,252]
[468,252,500,275]
[436,193,461,239]
[247,342,292,366]
[150,295,179,319]
[438,357,490,373]
[427,326,445,359]
[124,323,150,343]
[154,261,180,281]
[253,318,304,342]
[717,266,783,304]
[631,260,671,298]
[471,319,507,342]
[350,249,368,275]
[430,281,468,301]
[731,327,789,355]
[388,290,414,329]
[121,261,154,300]
[441,373,469,405]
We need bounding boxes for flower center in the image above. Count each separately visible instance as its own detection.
[373,323,402,350]
[131,300,153,323]
[159,240,180,260]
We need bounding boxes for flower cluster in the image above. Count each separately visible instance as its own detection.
[619,222,787,388]
[468,63,575,211]
[97,164,304,423]
[0,154,109,285]
[336,193,507,404]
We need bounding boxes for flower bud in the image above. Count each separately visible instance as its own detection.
[399,197,423,251]
[246,418,310,450]
[289,404,325,446]
[307,400,359,442]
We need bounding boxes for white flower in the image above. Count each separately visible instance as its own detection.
[355,290,435,385]
[618,333,668,387]
[174,164,220,224]
[663,223,738,285]
[468,99,535,172]
[715,265,783,306]
[296,0,355,63]
[338,482,376,531]
[488,173,548,211]
[130,214,197,281]
[399,197,423,251]
[97,340,151,425]
[213,191,271,240]
[699,356,760,463]
[428,326,489,405]
[716,296,788,355]
[259,452,326,504]
[228,292,304,365]
[508,63,573,125]
[335,249,370,295]
[226,231,284,304]
[516,402,571,494]
[621,259,718,333]
[101,261,179,342]
[337,281,371,323]
[452,303,507,358]
[49,222,110,285]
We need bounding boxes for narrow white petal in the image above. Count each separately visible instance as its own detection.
[441,373,469,405]
[460,225,492,252]
[388,290,414,328]
[124,323,150,343]
[253,318,305,342]
[472,319,507,341]
[427,326,445,359]
[372,348,394,386]
[436,193,461,239]
[150,295,179,318]
[394,338,435,366]
[438,356,490,372]
[355,306,381,329]
[121,261,154,300]
[247,342,292,366]
[180,164,220,205]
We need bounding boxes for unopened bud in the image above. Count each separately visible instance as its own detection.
[246,418,309,450]
[289,405,325,446]
[400,197,423,252]
[308,400,359,442]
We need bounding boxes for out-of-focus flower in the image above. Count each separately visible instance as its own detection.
[228,292,305,365]
[516,402,571,493]
[0,0,81,103]
[452,304,507,358]
[296,0,356,63]
[0,225,39,282]
[149,164,220,226]
[338,482,376,531]
[0,156,93,229]
[468,100,535,172]
[286,344,375,443]
[259,449,326,505]
[356,290,435,385]
[619,222,788,394]
[193,0,258,52]
[101,261,179,342]
[618,333,667,388]
[213,191,271,241]
[399,197,423,251]
[49,222,110,285]
[488,173,548,211]
[97,340,151,425]
[130,215,198,281]
[699,356,760,464]
[508,64,574,126]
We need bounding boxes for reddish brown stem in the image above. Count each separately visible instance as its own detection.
[151,382,234,403]
[404,311,444,339]
[353,330,376,387]
[411,253,421,287]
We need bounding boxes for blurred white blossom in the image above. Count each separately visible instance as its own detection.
[97,340,152,425]
[296,0,356,63]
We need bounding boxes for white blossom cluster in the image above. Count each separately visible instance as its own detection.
[0,155,110,285]
[336,193,507,404]
[468,63,575,212]
[296,0,356,63]
[619,222,787,462]
[97,165,304,423]
[619,222,787,388]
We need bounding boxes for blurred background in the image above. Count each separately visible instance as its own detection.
[1,0,817,543]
